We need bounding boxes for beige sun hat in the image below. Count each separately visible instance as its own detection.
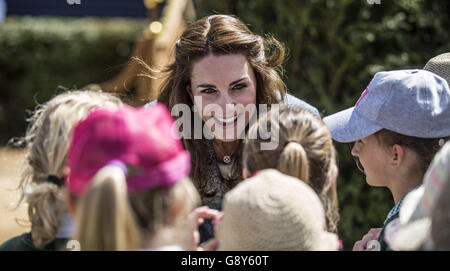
[423,52,450,85]
[215,169,338,251]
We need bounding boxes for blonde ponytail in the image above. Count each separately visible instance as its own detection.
[74,165,140,251]
[10,90,122,248]
[27,182,66,248]
[244,107,340,233]
[278,142,310,184]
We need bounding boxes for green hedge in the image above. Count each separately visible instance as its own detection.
[0,16,146,144]
[195,0,450,250]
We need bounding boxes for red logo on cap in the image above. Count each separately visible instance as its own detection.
[356,88,368,106]
[356,79,373,106]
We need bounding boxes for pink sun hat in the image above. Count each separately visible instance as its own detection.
[66,103,190,196]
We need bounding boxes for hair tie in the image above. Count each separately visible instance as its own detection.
[283,139,300,148]
[105,160,128,176]
[47,175,64,187]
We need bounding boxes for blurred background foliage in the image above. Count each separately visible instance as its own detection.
[1,0,450,250]
[0,17,145,144]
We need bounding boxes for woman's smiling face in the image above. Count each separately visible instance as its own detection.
[188,53,257,142]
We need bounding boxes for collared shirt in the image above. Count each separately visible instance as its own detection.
[384,184,423,225]
[379,184,424,251]
[384,198,405,226]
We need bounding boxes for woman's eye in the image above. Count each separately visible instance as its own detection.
[201,88,216,94]
[232,83,247,90]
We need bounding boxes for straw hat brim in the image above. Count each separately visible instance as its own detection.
[423,52,450,85]
[385,186,431,250]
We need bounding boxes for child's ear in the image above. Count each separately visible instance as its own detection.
[390,144,404,167]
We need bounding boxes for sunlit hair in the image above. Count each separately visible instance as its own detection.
[74,166,200,250]
[155,14,287,194]
[243,107,339,233]
[13,90,122,248]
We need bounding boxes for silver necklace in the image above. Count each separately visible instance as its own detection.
[223,155,231,164]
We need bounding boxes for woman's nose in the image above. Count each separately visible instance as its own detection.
[225,103,236,115]
[219,94,235,116]
[222,93,234,105]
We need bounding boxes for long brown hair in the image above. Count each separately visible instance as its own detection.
[243,107,340,233]
[156,15,287,195]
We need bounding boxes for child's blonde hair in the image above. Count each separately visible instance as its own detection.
[15,90,122,248]
[243,107,339,233]
[67,104,199,250]
[74,166,200,250]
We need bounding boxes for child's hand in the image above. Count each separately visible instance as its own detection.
[352,228,382,251]
[181,206,220,251]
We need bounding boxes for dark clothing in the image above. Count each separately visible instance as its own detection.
[378,212,399,251]
[0,232,68,251]
[377,185,422,251]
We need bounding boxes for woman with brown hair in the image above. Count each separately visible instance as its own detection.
[148,14,319,242]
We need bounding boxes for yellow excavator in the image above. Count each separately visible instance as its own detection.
[84,0,196,106]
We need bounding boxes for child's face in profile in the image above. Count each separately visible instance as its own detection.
[351,134,390,187]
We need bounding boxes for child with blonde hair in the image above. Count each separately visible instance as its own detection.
[66,104,218,250]
[0,90,122,250]
[215,169,339,251]
[243,107,340,234]
[323,69,450,250]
